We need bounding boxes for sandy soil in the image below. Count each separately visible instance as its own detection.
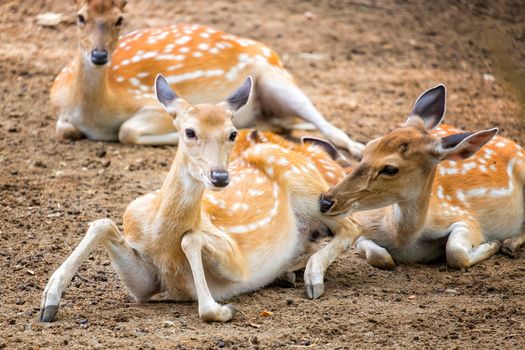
[1,0,524,348]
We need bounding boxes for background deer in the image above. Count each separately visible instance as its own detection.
[319,84,525,269]
[40,74,358,323]
[53,0,364,157]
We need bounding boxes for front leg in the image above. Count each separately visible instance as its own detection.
[354,236,395,269]
[118,107,179,145]
[56,119,84,140]
[446,221,501,269]
[501,231,525,258]
[181,231,238,322]
[304,217,358,299]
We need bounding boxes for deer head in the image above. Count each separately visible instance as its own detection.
[154,74,252,190]
[75,0,127,66]
[319,84,498,216]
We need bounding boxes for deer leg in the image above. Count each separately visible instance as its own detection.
[354,236,396,270]
[501,232,525,258]
[40,219,160,322]
[56,119,84,140]
[118,107,179,145]
[446,221,501,269]
[181,231,238,322]
[256,69,364,158]
[304,217,357,299]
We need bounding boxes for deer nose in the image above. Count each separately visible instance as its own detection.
[210,170,229,188]
[319,195,335,213]
[91,49,108,65]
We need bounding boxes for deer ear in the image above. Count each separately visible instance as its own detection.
[155,74,188,117]
[301,136,341,161]
[407,84,446,130]
[438,128,498,161]
[114,0,127,10]
[225,76,252,112]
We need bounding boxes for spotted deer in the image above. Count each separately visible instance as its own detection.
[40,75,358,323]
[319,84,525,269]
[53,0,364,157]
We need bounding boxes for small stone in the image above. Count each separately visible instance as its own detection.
[163,320,175,327]
[445,289,459,294]
[34,160,47,168]
[96,148,106,158]
[483,73,495,82]
[78,319,88,325]
[217,340,225,348]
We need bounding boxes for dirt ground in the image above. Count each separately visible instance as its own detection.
[1,0,525,348]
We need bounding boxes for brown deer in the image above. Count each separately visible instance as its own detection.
[40,75,358,323]
[319,84,525,269]
[52,0,364,157]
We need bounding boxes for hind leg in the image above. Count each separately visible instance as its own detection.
[40,219,160,322]
[256,68,364,158]
[501,231,525,258]
[446,221,501,269]
[119,107,179,145]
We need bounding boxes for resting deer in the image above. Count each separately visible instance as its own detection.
[319,84,525,269]
[40,75,358,323]
[53,0,364,157]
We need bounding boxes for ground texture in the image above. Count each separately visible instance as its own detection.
[1,0,524,349]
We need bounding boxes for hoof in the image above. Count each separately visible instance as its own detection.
[501,239,520,259]
[224,303,236,319]
[40,305,59,323]
[272,272,296,288]
[305,283,325,300]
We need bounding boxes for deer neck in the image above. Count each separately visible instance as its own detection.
[156,147,204,240]
[384,169,436,247]
[71,51,111,108]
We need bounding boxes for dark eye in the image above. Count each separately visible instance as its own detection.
[77,14,86,25]
[229,131,238,142]
[115,16,124,27]
[379,165,399,176]
[185,128,197,139]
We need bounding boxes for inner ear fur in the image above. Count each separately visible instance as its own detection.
[439,128,498,161]
[407,84,446,130]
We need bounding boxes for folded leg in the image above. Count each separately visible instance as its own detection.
[354,236,395,269]
[501,231,525,258]
[118,107,179,145]
[446,221,501,269]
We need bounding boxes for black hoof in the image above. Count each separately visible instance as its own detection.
[40,305,59,322]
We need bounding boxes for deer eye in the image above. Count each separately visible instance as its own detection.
[115,16,124,27]
[77,14,86,25]
[379,165,399,176]
[229,131,238,142]
[185,128,197,139]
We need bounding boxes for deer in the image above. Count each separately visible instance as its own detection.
[53,0,364,158]
[318,84,525,269]
[40,74,359,323]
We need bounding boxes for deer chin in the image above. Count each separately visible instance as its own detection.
[325,201,359,217]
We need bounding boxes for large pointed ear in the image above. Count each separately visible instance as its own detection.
[301,136,342,161]
[114,0,128,10]
[155,74,182,115]
[437,128,498,161]
[225,76,252,112]
[407,84,446,130]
